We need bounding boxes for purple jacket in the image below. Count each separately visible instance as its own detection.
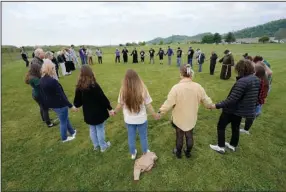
[79,48,85,58]
[115,50,120,56]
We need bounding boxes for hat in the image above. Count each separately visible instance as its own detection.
[224,49,230,54]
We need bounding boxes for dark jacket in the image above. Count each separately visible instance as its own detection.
[51,57,59,68]
[210,53,218,65]
[216,75,260,118]
[73,83,112,125]
[30,56,43,66]
[39,75,73,109]
[219,54,234,66]
[57,54,65,63]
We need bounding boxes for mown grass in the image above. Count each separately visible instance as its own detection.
[2,44,286,191]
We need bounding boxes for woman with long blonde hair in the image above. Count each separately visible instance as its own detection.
[39,60,78,143]
[114,69,158,160]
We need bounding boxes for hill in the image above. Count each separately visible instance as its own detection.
[146,19,286,43]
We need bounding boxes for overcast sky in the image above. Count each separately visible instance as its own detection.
[2,2,286,46]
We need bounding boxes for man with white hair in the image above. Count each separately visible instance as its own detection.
[31,48,45,66]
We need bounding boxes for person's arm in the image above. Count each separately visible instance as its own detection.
[54,80,73,108]
[159,86,176,115]
[143,88,158,119]
[230,55,235,66]
[73,88,83,108]
[215,81,246,109]
[219,57,224,63]
[199,86,213,108]
[262,62,273,76]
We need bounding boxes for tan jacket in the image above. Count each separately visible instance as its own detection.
[159,78,212,131]
[134,152,158,181]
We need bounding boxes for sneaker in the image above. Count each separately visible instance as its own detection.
[240,129,250,135]
[131,149,137,160]
[225,142,236,152]
[47,123,55,128]
[209,144,225,154]
[101,141,111,152]
[72,130,77,138]
[94,146,99,151]
[62,136,75,143]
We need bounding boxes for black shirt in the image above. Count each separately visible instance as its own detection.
[149,50,155,57]
[158,50,164,57]
[177,49,182,58]
[140,51,145,57]
[188,49,194,59]
[122,49,128,56]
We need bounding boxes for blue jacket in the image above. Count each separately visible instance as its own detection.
[166,48,173,56]
[39,75,73,109]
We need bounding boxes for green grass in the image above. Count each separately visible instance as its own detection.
[2,44,286,191]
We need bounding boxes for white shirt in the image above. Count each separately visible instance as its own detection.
[118,88,152,124]
[87,49,93,56]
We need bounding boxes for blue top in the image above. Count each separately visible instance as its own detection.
[39,75,73,109]
[166,48,173,56]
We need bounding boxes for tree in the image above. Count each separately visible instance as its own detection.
[119,44,123,47]
[213,33,222,44]
[201,34,214,44]
[159,40,164,45]
[274,28,286,43]
[258,36,270,43]
[126,42,132,46]
[224,32,236,44]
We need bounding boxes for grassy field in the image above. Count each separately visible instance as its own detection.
[2,43,286,191]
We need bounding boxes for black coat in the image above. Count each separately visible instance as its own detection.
[210,53,218,65]
[216,75,260,118]
[73,83,112,125]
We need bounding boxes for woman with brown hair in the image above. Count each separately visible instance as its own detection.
[73,65,113,152]
[158,64,213,158]
[209,59,260,154]
[25,63,54,127]
[240,64,269,135]
[114,69,158,160]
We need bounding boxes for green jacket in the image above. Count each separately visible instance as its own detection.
[29,77,40,98]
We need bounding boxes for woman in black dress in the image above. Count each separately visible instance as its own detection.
[122,47,129,63]
[130,48,138,63]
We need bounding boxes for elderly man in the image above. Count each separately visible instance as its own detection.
[31,48,45,66]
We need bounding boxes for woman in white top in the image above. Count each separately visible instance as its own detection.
[114,69,158,160]
[87,48,93,65]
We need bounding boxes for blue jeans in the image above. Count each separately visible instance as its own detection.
[89,123,109,150]
[198,63,203,72]
[188,58,193,68]
[255,104,262,117]
[177,57,181,67]
[126,121,148,154]
[53,107,75,141]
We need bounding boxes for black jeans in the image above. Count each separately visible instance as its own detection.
[98,56,102,64]
[33,95,51,126]
[244,118,255,131]
[172,122,194,154]
[141,57,144,62]
[115,56,120,63]
[217,112,242,147]
[210,62,216,75]
[23,58,29,67]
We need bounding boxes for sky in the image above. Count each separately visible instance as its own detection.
[2,2,286,46]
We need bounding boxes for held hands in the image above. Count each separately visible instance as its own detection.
[109,109,116,117]
[207,104,216,110]
[71,106,79,112]
[152,113,161,120]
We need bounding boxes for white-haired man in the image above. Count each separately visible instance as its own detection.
[31,48,45,66]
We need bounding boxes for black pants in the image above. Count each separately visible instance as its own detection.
[172,122,194,154]
[217,112,242,147]
[123,55,128,63]
[141,57,144,62]
[115,56,120,63]
[55,66,59,78]
[33,95,51,126]
[210,62,216,75]
[98,56,102,64]
[23,58,29,67]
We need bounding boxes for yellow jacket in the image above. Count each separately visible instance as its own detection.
[159,78,213,131]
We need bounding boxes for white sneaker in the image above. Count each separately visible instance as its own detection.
[131,149,137,160]
[225,142,236,152]
[209,144,225,154]
[72,130,77,138]
[240,129,250,135]
[147,149,151,153]
[62,136,75,143]
[101,141,111,152]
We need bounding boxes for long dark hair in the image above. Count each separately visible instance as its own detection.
[76,65,96,90]
[25,64,41,84]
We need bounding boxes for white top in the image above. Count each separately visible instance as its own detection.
[87,49,93,56]
[118,88,152,125]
